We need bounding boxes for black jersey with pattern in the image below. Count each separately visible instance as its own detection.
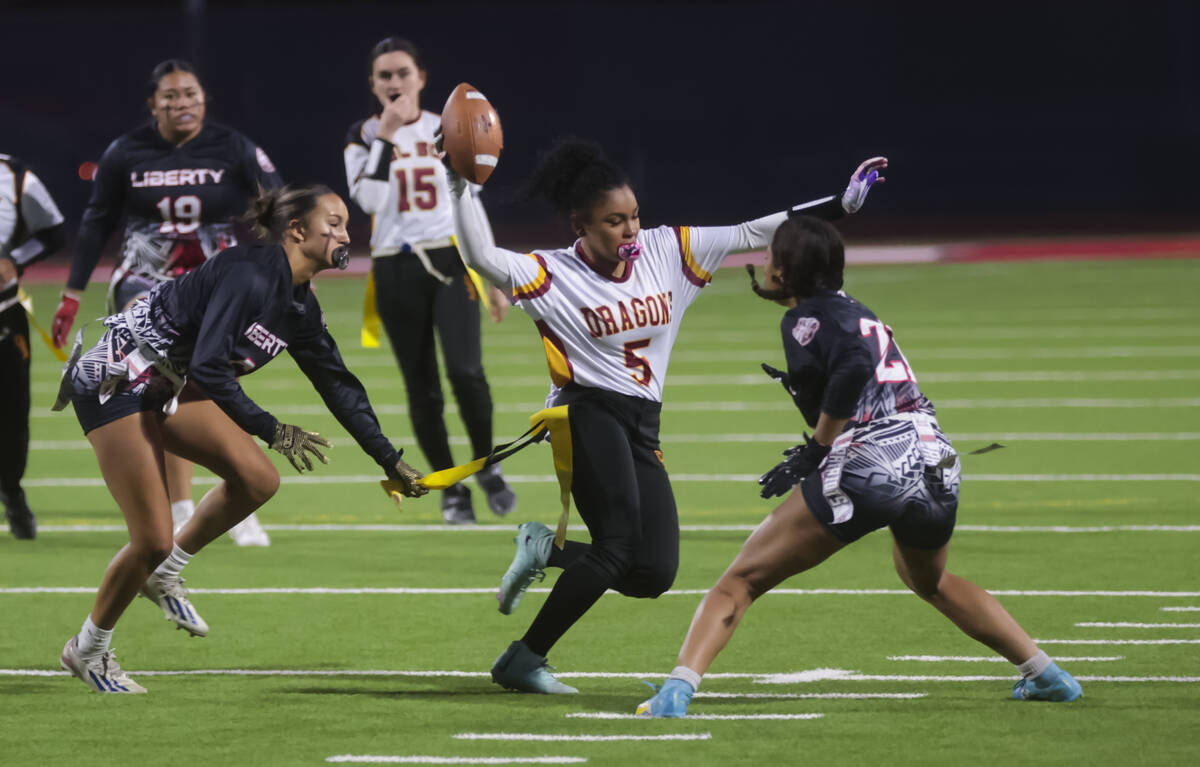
[68,122,283,291]
[779,289,933,427]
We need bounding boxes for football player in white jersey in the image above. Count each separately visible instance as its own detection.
[345,37,514,525]
[447,137,887,693]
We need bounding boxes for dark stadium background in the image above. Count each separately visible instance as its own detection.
[2,0,1196,252]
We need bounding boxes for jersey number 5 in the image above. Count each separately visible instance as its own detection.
[396,167,438,212]
[624,339,653,386]
[156,195,202,234]
[859,318,916,383]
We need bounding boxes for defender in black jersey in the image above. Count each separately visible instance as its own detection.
[50,59,284,542]
[57,185,425,695]
[638,216,1081,717]
[1,153,66,539]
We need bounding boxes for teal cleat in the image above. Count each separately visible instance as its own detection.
[636,678,695,718]
[497,521,552,615]
[491,640,578,694]
[1012,662,1083,702]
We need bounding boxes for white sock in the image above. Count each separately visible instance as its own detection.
[76,616,113,660]
[1016,650,1052,679]
[668,665,702,691]
[170,500,195,532]
[154,542,194,579]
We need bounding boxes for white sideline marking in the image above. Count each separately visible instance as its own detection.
[1075,622,1200,629]
[328,758,585,765]
[569,713,824,721]
[1161,607,1200,612]
[30,523,1200,535]
[19,473,1200,489]
[8,587,1200,598]
[453,733,710,743]
[1034,639,1200,645]
[29,431,1200,451]
[754,671,1200,684]
[693,692,924,700]
[5,668,1198,683]
[888,655,1123,663]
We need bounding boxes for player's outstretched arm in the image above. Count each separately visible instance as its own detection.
[446,169,525,293]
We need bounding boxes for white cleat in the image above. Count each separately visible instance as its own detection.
[140,572,210,637]
[229,513,271,546]
[60,636,147,694]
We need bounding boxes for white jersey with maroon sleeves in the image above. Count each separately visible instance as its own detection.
[344,110,461,256]
[474,213,785,401]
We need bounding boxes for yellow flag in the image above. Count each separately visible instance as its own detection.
[18,288,67,362]
[361,269,381,348]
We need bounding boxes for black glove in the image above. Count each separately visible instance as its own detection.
[386,455,428,498]
[270,423,331,474]
[758,434,832,499]
[761,362,794,395]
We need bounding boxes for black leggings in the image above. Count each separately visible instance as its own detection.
[372,248,494,471]
[0,302,31,505]
[522,385,679,656]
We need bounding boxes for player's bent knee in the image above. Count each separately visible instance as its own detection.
[133,538,174,571]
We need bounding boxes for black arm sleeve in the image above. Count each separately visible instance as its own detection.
[186,266,279,443]
[68,139,127,291]
[288,302,400,471]
[821,341,874,419]
[788,194,845,222]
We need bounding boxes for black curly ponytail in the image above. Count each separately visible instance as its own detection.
[525,138,629,217]
[748,216,845,302]
[246,184,337,242]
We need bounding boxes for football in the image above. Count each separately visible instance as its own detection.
[440,82,503,184]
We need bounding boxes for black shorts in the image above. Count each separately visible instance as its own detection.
[72,381,207,435]
[801,416,960,550]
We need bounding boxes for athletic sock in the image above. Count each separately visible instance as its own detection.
[668,665,702,691]
[170,500,195,531]
[154,542,194,579]
[76,616,113,660]
[1017,650,1052,679]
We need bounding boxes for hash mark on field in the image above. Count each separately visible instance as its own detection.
[1075,622,1200,629]
[327,758,586,765]
[1161,607,1200,612]
[568,713,824,721]
[453,733,710,742]
[887,655,1123,663]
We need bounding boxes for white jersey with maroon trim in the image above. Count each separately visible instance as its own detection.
[344,110,459,256]
[477,216,784,401]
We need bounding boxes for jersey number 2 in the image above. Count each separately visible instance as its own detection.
[156,195,201,234]
[395,167,437,212]
[859,318,916,383]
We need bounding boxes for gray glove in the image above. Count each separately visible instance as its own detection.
[271,423,331,473]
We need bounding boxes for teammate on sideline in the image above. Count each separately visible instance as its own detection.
[344,37,515,525]
[57,185,427,694]
[51,59,283,545]
[637,216,1082,717]
[447,136,886,693]
[1,153,66,539]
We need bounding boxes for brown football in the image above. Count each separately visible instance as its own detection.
[440,82,503,184]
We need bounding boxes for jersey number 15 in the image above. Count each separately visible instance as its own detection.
[859,318,916,383]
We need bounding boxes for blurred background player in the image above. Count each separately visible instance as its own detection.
[1,152,66,539]
[448,137,885,693]
[636,216,1082,717]
[57,184,427,694]
[344,37,515,525]
[50,59,284,545]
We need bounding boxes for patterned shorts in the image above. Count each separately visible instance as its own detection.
[801,414,960,550]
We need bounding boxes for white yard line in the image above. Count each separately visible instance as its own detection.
[1033,639,1200,645]
[7,587,1200,598]
[28,431,1200,451]
[567,713,824,721]
[1075,622,1200,629]
[327,758,586,765]
[692,692,923,700]
[887,655,1123,663]
[1161,607,1200,612]
[29,523,1200,535]
[755,672,1200,684]
[19,473,1200,489]
[452,734,711,743]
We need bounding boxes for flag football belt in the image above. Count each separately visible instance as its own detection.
[360,235,492,348]
[4,287,68,362]
[380,405,576,549]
